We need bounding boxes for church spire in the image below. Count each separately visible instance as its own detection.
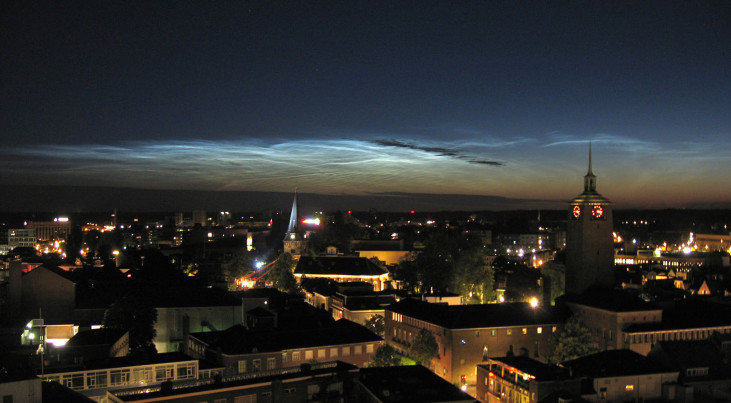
[583,142,597,192]
[285,189,300,240]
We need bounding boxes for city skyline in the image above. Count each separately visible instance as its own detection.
[2,1,729,211]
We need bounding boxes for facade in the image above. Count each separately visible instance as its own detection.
[648,340,731,402]
[476,356,583,403]
[0,374,42,403]
[107,361,359,403]
[621,303,731,355]
[562,288,662,351]
[191,210,207,227]
[26,219,71,241]
[385,298,564,386]
[694,233,731,253]
[8,228,37,249]
[565,145,614,294]
[38,352,202,402]
[21,266,77,322]
[185,319,382,378]
[562,350,678,402]
[294,256,391,291]
[330,290,395,324]
[155,304,244,353]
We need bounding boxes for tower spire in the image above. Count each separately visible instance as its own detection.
[583,142,596,192]
[587,142,593,175]
[286,188,299,237]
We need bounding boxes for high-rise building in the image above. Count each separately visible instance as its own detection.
[565,145,614,294]
[26,218,71,241]
[8,228,36,249]
[192,210,207,227]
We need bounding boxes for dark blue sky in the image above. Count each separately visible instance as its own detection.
[1,1,729,210]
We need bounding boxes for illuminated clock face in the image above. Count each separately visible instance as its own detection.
[572,205,581,218]
[592,205,604,219]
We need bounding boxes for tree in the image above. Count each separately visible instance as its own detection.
[395,230,488,295]
[103,292,158,357]
[364,314,385,337]
[409,328,439,367]
[268,252,299,293]
[450,246,496,304]
[221,248,254,290]
[540,261,565,305]
[369,344,401,367]
[546,315,598,364]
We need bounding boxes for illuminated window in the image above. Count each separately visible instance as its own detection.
[507,329,512,335]
[626,385,634,391]
[537,327,543,334]
[522,328,527,335]
[292,351,300,361]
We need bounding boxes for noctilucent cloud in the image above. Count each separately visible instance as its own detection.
[1,1,729,209]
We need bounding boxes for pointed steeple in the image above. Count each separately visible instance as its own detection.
[583,142,597,192]
[285,189,300,240]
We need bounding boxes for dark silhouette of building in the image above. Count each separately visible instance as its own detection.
[565,145,614,294]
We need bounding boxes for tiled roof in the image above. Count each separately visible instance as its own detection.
[386,298,565,329]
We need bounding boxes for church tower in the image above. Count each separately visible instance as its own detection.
[283,190,307,258]
[565,144,614,294]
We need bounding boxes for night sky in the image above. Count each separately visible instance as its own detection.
[1,1,729,211]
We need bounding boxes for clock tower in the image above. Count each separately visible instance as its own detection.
[565,145,614,294]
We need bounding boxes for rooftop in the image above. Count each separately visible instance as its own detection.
[191,319,382,355]
[562,350,675,378]
[386,298,564,329]
[561,286,659,313]
[359,365,475,403]
[42,352,196,374]
[294,256,388,277]
[482,356,573,382]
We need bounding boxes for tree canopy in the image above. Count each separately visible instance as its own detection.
[409,328,439,367]
[546,315,598,363]
[364,314,385,337]
[369,344,401,367]
[102,292,158,357]
[394,230,495,303]
[268,252,299,293]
